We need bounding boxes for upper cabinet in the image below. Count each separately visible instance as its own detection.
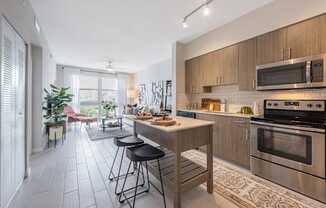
[185,13,326,93]
[188,45,238,90]
[218,45,239,85]
[257,14,326,66]
[256,28,287,65]
[238,38,257,91]
[185,57,202,94]
[199,52,216,86]
[287,16,323,59]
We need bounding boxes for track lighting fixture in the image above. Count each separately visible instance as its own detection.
[182,0,214,28]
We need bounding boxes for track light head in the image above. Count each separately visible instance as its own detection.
[203,4,210,16]
[182,19,188,28]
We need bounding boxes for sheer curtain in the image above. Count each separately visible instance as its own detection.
[63,67,80,111]
[117,74,128,114]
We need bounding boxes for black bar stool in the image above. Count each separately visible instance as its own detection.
[108,135,144,195]
[119,144,166,208]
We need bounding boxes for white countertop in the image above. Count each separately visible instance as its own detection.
[177,109,258,118]
[133,116,214,133]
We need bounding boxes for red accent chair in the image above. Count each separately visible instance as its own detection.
[64,105,97,126]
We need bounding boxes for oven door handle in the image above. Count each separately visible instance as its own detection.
[250,121,325,133]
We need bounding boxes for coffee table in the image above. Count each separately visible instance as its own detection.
[101,116,123,132]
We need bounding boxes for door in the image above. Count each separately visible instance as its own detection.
[250,122,325,178]
[287,16,322,59]
[219,45,239,85]
[256,29,287,65]
[238,38,257,91]
[196,113,217,153]
[230,118,250,169]
[185,57,201,94]
[14,31,26,191]
[0,18,26,208]
[199,52,215,86]
[185,60,192,94]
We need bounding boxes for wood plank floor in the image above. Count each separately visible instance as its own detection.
[9,127,239,208]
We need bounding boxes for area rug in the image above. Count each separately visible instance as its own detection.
[183,150,326,208]
[85,126,132,141]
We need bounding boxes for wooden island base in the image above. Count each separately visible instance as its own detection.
[147,149,208,193]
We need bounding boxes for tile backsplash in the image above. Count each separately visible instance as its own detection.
[188,85,326,114]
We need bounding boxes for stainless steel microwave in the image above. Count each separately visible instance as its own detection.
[256,54,326,90]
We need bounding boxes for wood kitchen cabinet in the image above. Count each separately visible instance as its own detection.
[287,16,323,59]
[218,45,239,85]
[229,117,250,169]
[200,51,218,86]
[257,14,326,65]
[185,60,193,94]
[238,38,257,91]
[256,28,287,65]
[198,45,238,87]
[196,113,251,169]
[185,57,202,94]
[196,113,217,153]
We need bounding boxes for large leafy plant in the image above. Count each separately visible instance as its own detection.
[43,85,74,123]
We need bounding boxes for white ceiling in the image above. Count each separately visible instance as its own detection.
[29,0,273,73]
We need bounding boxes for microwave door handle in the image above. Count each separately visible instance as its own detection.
[306,61,311,83]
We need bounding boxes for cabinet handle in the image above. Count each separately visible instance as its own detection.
[245,128,249,141]
[288,48,291,59]
[233,120,246,124]
[252,79,255,89]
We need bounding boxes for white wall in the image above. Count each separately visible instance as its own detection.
[134,59,172,85]
[184,0,326,59]
[0,0,56,168]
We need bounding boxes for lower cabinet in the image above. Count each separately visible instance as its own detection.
[197,113,250,169]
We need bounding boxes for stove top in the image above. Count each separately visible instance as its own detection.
[251,100,326,129]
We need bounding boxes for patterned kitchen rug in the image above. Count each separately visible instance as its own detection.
[183,150,326,208]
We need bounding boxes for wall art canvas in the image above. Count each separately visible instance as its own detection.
[151,81,164,106]
[138,84,147,105]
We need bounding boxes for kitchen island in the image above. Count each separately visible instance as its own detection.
[132,116,214,208]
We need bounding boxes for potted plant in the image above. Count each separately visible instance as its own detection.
[102,100,117,118]
[42,84,74,123]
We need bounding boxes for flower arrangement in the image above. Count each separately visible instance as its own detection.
[102,101,117,117]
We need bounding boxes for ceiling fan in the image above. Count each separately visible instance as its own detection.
[103,60,127,72]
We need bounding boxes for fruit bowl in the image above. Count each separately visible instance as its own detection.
[150,117,176,126]
[136,112,153,120]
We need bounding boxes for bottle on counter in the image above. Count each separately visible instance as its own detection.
[253,101,260,115]
[220,99,226,112]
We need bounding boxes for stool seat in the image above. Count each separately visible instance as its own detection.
[114,136,144,147]
[126,144,165,162]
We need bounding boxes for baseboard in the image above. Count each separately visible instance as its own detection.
[32,142,46,154]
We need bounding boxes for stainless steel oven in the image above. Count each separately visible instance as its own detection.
[250,121,325,178]
[250,100,326,203]
[256,54,326,90]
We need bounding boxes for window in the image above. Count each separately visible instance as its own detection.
[79,74,119,118]
[102,77,118,102]
[79,75,98,105]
